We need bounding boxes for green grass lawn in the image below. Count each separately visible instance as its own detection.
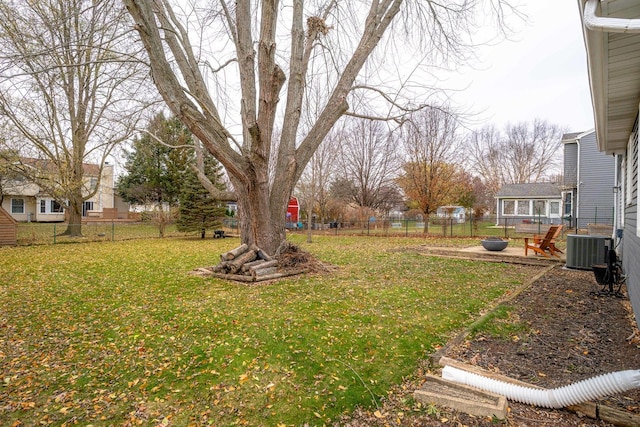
[0,235,532,426]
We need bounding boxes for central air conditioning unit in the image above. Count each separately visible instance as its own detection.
[565,234,610,270]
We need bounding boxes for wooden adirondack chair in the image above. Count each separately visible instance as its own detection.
[530,224,564,255]
[547,224,564,255]
[524,225,563,258]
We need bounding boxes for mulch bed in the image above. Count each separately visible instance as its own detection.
[336,253,640,426]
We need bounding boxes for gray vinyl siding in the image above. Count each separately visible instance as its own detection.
[564,142,578,187]
[576,132,616,229]
[626,203,640,328]
[625,125,640,327]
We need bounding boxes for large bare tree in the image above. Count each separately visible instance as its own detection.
[124,0,516,254]
[336,118,401,216]
[467,119,565,204]
[0,0,154,236]
[397,106,465,233]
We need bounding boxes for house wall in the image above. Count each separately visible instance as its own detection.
[82,164,115,215]
[1,197,37,222]
[113,196,130,218]
[576,132,616,229]
[564,141,578,187]
[96,164,115,211]
[34,197,66,222]
[623,121,640,328]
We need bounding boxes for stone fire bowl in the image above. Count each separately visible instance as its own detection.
[481,238,509,251]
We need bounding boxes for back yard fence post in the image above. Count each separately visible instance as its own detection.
[53,224,56,244]
[469,215,474,237]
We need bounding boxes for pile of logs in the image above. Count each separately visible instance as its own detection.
[207,243,302,282]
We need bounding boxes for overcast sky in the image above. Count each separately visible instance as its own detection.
[445,1,594,133]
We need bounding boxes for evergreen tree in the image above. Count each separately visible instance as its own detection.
[116,113,192,207]
[176,156,226,238]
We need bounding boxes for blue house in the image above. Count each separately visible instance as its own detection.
[562,130,615,230]
[495,183,563,226]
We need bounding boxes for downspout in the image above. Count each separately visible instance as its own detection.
[576,139,581,229]
[613,154,621,244]
[583,0,640,33]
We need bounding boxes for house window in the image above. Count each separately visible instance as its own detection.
[11,198,24,214]
[83,201,94,216]
[533,200,546,216]
[502,200,515,215]
[39,198,64,214]
[51,200,63,213]
[564,192,573,217]
[550,201,560,215]
[517,200,530,215]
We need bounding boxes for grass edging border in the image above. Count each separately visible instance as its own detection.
[425,262,640,427]
[428,263,556,367]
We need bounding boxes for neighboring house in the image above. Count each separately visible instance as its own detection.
[562,130,616,229]
[0,161,118,222]
[495,183,563,226]
[436,205,466,223]
[578,0,640,325]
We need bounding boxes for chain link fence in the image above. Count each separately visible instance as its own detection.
[12,215,615,246]
[290,217,502,238]
[290,215,615,238]
[14,222,233,246]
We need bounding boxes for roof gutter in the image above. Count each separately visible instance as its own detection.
[583,0,640,33]
[578,0,640,153]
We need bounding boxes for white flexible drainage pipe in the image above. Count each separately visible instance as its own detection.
[442,365,640,409]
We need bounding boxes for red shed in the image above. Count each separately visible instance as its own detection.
[287,197,299,224]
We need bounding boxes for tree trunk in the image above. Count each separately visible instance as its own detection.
[232,176,288,256]
[62,193,83,237]
[423,211,430,235]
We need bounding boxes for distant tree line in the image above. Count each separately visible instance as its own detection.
[295,106,564,229]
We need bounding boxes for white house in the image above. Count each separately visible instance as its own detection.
[436,205,466,223]
[1,161,118,222]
